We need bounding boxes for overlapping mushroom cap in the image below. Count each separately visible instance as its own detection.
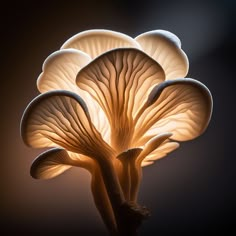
[21,29,212,179]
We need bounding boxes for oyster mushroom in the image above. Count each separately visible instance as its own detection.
[21,29,212,236]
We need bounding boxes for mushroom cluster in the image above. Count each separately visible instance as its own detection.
[21,29,212,235]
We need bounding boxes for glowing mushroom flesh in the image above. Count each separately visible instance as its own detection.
[21,29,212,236]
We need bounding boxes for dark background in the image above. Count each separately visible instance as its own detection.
[1,0,235,235]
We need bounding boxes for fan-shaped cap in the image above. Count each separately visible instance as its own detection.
[61,29,141,59]
[133,78,212,144]
[30,148,73,179]
[37,49,91,93]
[76,48,165,152]
[135,30,189,80]
[20,90,114,160]
[37,49,110,144]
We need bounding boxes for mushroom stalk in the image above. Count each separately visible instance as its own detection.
[91,164,117,235]
[97,157,126,235]
[97,154,149,236]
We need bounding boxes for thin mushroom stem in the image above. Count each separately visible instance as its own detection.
[91,163,117,235]
[97,157,125,231]
[129,161,142,202]
[120,160,131,201]
[117,148,143,202]
[73,156,119,235]
[97,152,149,236]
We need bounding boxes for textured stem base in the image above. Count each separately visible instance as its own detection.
[116,202,150,236]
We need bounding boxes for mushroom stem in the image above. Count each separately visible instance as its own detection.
[116,148,143,202]
[129,162,142,202]
[91,163,117,235]
[97,157,126,235]
[97,155,149,236]
[98,156,125,207]
[119,160,131,200]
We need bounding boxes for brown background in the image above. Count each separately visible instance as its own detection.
[1,0,234,235]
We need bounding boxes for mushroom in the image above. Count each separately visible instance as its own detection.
[21,29,212,236]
